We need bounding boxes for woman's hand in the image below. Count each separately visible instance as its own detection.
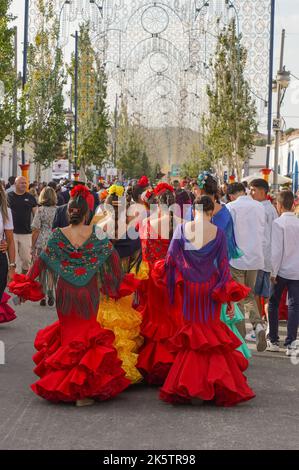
[0,240,8,252]
[7,267,16,282]
[227,301,235,320]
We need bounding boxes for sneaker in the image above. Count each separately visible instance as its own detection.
[286,341,299,357]
[40,299,46,307]
[267,340,280,352]
[255,324,267,352]
[245,330,256,342]
[48,296,55,307]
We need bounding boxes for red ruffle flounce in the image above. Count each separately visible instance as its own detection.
[212,279,251,304]
[160,321,255,406]
[0,293,16,324]
[8,274,44,302]
[137,261,183,385]
[31,320,130,402]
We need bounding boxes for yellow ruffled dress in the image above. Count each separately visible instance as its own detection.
[97,293,144,384]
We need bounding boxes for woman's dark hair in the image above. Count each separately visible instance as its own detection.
[202,174,219,196]
[132,184,145,203]
[106,193,124,240]
[193,195,215,214]
[126,186,133,205]
[67,196,89,225]
[157,189,176,239]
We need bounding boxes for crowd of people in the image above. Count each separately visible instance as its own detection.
[0,172,298,407]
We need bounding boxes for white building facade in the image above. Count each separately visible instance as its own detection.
[269,132,299,193]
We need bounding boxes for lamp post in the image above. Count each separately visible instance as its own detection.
[20,0,30,186]
[65,108,74,180]
[73,30,79,181]
[266,0,275,169]
[12,26,18,177]
[273,29,290,191]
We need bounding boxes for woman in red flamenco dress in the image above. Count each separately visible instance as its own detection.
[9,186,129,406]
[160,197,255,406]
[137,183,183,385]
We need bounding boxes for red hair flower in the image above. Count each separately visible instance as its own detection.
[75,267,87,276]
[70,184,90,201]
[138,176,149,188]
[154,183,175,196]
[70,251,83,259]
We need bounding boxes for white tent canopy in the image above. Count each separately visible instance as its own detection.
[242,172,292,185]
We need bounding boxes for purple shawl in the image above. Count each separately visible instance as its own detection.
[166,224,231,321]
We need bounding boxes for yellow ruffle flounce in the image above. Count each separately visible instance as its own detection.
[97,294,143,384]
[130,260,149,280]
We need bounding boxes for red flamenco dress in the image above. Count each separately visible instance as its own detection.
[9,227,129,403]
[137,219,183,385]
[160,225,255,406]
[0,293,16,323]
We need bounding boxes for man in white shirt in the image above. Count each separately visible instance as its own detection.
[268,190,299,356]
[227,183,267,352]
[250,179,278,326]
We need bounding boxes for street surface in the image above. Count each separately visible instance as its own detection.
[0,301,298,450]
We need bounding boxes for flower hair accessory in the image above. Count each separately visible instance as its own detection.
[70,184,90,201]
[154,183,175,196]
[197,171,215,189]
[141,189,155,204]
[108,184,125,198]
[138,176,149,188]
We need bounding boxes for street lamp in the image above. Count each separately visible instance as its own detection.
[195,1,210,20]
[89,0,103,18]
[65,108,74,180]
[70,31,79,180]
[266,0,276,169]
[273,29,291,191]
[20,0,29,184]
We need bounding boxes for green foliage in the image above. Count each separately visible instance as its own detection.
[116,100,153,179]
[0,0,17,145]
[68,23,110,171]
[24,0,67,167]
[206,20,257,179]
[181,145,213,178]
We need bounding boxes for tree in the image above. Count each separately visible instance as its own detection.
[206,20,257,180]
[180,145,213,178]
[0,0,17,145]
[68,23,110,173]
[116,100,153,179]
[24,0,67,169]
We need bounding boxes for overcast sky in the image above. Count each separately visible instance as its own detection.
[9,0,299,131]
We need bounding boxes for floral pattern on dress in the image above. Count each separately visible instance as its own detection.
[32,206,57,255]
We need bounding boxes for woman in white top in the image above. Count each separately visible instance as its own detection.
[0,183,16,323]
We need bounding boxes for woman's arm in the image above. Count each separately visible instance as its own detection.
[32,229,40,252]
[31,208,41,253]
[4,229,16,281]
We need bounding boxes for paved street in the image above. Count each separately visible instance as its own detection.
[0,301,298,451]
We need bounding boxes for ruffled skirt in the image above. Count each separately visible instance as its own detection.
[137,261,183,385]
[0,293,16,324]
[97,295,143,384]
[31,318,130,403]
[160,320,255,407]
